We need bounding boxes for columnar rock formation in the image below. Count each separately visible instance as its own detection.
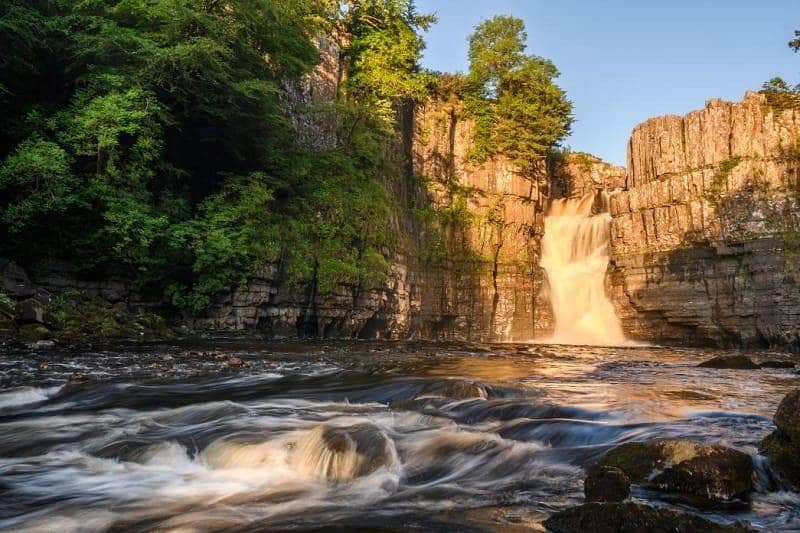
[551,152,626,199]
[409,98,551,340]
[608,92,800,349]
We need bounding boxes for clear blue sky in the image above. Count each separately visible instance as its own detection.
[416,0,798,165]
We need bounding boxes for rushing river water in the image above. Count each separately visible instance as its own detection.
[0,339,798,531]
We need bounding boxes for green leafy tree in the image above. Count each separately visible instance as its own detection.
[467,15,526,100]
[760,30,800,107]
[463,15,572,170]
[495,57,573,173]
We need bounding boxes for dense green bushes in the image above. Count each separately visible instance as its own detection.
[0,0,425,313]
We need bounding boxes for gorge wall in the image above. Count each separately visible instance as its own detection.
[186,40,558,341]
[608,92,800,349]
[193,96,557,341]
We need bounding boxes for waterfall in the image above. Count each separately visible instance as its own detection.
[540,191,626,346]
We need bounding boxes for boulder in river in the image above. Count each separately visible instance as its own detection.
[543,502,754,533]
[416,379,494,400]
[595,439,753,506]
[584,465,630,502]
[759,389,800,489]
[392,379,495,410]
[14,298,49,324]
[204,423,396,483]
[697,355,760,370]
[758,360,796,369]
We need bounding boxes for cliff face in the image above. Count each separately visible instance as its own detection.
[189,44,555,340]
[409,98,551,340]
[609,92,800,349]
[551,152,626,199]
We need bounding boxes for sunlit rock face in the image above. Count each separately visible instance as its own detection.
[550,152,626,199]
[408,98,551,341]
[609,92,800,349]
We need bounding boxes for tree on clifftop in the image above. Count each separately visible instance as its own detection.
[760,29,800,107]
[463,15,573,174]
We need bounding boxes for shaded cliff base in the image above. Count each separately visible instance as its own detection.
[610,237,800,351]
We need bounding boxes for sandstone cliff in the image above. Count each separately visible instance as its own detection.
[551,152,626,199]
[409,96,551,340]
[609,92,800,349]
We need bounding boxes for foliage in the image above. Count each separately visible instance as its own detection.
[761,77,800,108]
[345,0,435,101]
[761,30,800,108]
[0,292,14,311]
[462,16,573,169]
[704,156,742,207]
[0,0,427,316]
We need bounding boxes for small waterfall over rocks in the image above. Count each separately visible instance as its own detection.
[541,191,626,345]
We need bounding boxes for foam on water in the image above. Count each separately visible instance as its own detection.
[0,342,797,531]
[0,385,61,409]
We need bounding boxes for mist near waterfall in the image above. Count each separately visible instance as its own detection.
[541,192,626,346]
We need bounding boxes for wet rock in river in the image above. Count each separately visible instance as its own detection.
[543,502,754,533]
[584,465,630,502]
[392,379,495,410]
[759,389,800,489]
[773,389,800,442]
[758,360,796,369]
[416,379,494,400]
[697,355,760,370]
[204,423,396,483]
[226,356,245,367]
[595,439,753,506]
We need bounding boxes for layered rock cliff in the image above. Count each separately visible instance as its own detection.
[609,92,800,349]
[551,152,626,199]
[186,42,558,341]
[409,97,552,340]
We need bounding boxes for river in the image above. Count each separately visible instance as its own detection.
[0,340,798,531]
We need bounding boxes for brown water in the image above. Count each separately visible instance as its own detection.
[0,340,797,531]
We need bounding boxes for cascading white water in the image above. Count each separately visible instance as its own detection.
[540,191,626,346]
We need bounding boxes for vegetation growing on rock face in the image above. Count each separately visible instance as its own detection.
[0,0,433,314]
[0,2,573,320]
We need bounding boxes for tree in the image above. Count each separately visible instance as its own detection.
[495,57,573,174]
[759,30,800,107]
[464,15,573,170]
[467,15,526,99]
